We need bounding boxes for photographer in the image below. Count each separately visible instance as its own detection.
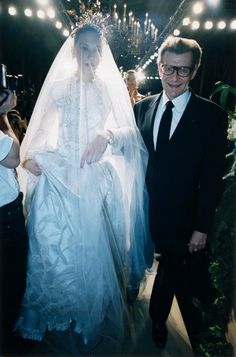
[0,89,28,355]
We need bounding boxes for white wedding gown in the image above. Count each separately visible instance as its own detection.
[16,78,153,344]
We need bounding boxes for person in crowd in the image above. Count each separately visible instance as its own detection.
[133,36,228,349]
[0,90,28,355]
[125,69,145,106]
[15,23,153,352]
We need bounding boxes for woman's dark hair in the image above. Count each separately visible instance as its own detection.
[72,24,103,45]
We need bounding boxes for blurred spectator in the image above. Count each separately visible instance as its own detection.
[0,89,28,355]
[125,70,145,106]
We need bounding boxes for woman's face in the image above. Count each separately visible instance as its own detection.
[74,31,102,77]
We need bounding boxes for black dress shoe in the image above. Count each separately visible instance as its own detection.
[152,323,167,349]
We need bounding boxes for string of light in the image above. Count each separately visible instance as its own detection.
[3,0,236,79]
[137,0,236,73]
[6,3,70,37]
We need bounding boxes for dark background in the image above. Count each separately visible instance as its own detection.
[0,0,235,118]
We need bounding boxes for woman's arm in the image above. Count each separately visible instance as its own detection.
[22,159,42,176]
[0,112,20,169]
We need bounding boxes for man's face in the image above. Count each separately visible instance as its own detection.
[158,51,198,100]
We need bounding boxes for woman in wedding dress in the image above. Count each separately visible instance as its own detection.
[15,23,153,349]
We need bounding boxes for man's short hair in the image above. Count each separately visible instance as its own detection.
[157,36,202,68]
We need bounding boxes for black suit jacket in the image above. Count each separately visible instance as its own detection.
[134,91,228,253]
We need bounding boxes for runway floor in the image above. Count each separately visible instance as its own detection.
[15,258,194,357]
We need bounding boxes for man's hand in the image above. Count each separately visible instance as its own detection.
[188,230,207,253]
[0,90,17,114]
[80,133,109,168]
[22,159,42,176]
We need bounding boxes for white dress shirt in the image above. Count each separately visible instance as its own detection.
[0,131,19,207]
[153,90,191,150]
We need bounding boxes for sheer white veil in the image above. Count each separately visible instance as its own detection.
[18,23,154,343]
[21,27,145,159]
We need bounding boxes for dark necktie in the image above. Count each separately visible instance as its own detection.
[156,101,174,152]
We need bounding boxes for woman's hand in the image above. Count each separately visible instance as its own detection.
[22,159,42,176]
[80,134,109,168]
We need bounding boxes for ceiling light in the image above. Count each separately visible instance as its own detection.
[8,6,17,16]
[47,8,55,19]
[217,21,226,29]
[173,29,180,36]
[37,10,45,19]
[230,20,236,30]
[193,2,204,15]
[182,17,190,26]
[63,29,69,37]
[191,21,200,30]
[204,20,213,29]
[55,21,62,29]
[24,8,33,17]
[37,0,49,6]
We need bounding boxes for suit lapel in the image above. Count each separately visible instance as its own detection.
[169,92,197,145]
[142,93,162,153]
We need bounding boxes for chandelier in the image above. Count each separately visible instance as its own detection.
[62,0,158,61]
[109,3,158,58]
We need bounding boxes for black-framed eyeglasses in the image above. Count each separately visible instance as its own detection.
[160,64,193,77]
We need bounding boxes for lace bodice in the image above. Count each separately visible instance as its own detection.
[52,77,111,156]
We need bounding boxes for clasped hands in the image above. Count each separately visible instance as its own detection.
[22,132,110,175]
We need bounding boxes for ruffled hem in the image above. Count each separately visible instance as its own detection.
[15,316,80,341]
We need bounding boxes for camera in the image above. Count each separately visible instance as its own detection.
[0,64,24,107]
[0,64,23,94]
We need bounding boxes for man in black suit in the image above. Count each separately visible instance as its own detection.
[134,37,228,349]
